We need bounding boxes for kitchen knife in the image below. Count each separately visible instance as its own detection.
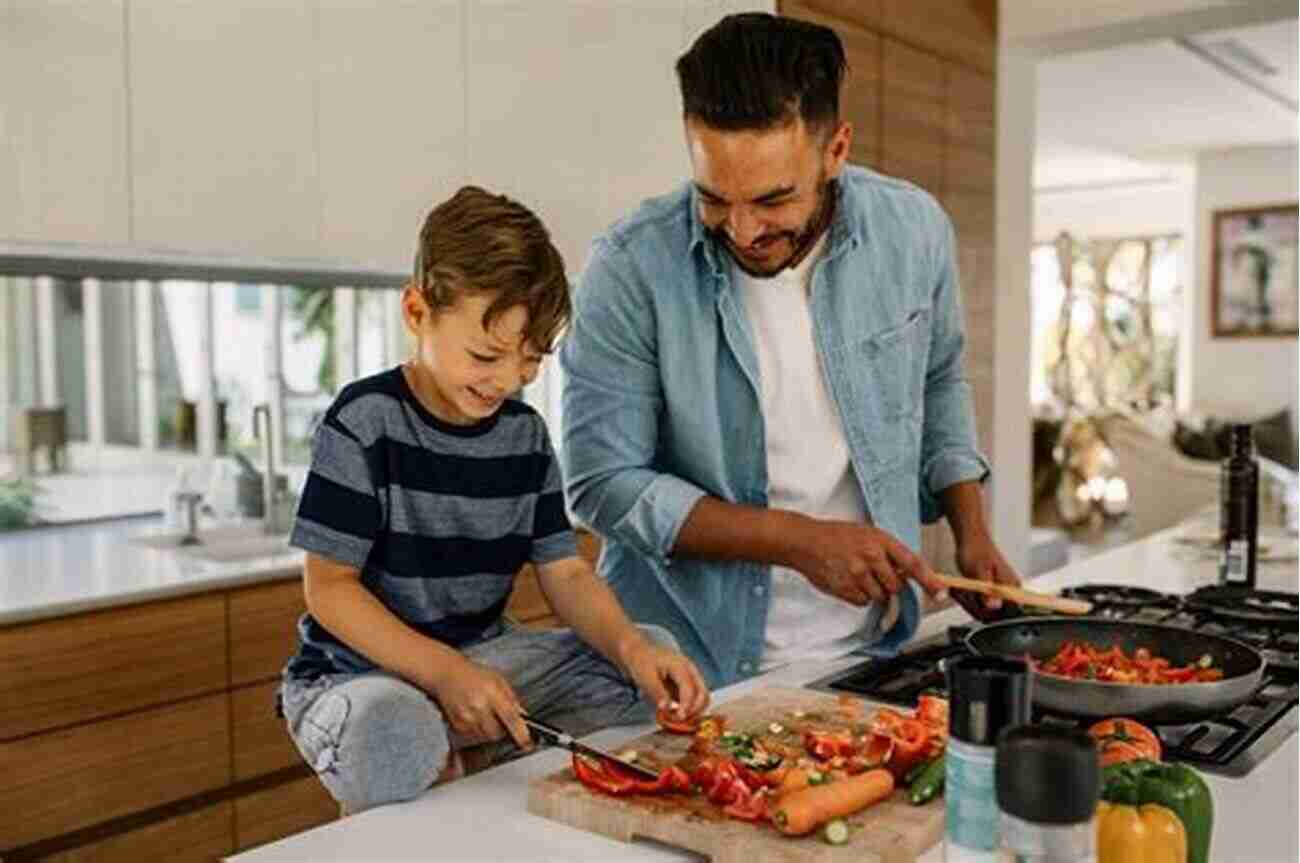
[520,713,661,780]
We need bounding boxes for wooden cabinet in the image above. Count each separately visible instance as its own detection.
[229,579,306,687]
[0,580,304,859]
[41,803,235,863]
[233,776,338,853]
[0,593,228,741]
[0,693,231,848]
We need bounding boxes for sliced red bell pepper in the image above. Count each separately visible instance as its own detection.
[572,754,692,797]
[805,729,857,760]
[721,785,771,822]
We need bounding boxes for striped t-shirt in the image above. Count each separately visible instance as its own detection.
[283,366,578,681]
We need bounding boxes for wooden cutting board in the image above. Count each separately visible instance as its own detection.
[527,686,944,863]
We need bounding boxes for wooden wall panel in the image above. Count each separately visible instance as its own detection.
[228,579,305,687]
[878,0,996,74]
[782,1,882,169]
[234,775,338,853]
[0,594,227,740]
[43,802,235,863]
[944,67,996,244]
[881,38,945,198]
[231,681,299,782]
[0,694,231,848]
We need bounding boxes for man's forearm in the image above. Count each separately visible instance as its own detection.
[671,496,808,567]
[940,480,990,545]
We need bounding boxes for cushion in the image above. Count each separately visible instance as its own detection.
[1173,409,1297,470]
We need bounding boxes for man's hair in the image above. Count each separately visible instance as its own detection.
[413,186,570,353]
[676,12,846,133]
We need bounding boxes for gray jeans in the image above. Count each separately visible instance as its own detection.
[279,623,675,813]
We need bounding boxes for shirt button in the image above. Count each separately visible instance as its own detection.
[752,584,765,597]
[739,661,754,673]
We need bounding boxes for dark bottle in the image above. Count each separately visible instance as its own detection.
[1219,423,1259,587]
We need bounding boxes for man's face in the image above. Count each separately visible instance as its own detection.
[685,115,850,277]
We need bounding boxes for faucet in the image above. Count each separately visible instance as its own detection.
[252,404,289,534]
[174,490,204,545]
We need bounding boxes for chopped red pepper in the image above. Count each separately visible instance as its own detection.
[805,729,857,760]
[571,754,692,797]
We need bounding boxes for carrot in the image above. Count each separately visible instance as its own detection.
[770,769,895,836]
[777,767,813,797]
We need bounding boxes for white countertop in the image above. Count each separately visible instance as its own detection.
[0,517,303,626]
[228,525,1300,863]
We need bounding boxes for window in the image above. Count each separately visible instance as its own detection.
[1031,233,1183,414]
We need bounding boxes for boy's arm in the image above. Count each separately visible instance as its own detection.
[534,556,709,719]
[303,553,530,747]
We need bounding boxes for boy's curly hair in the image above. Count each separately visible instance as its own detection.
[413,186,570,353]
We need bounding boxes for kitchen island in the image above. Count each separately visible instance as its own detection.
[228,523,1299,863]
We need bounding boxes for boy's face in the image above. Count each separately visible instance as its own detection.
[401,287,543,424]
[685,115,850,277]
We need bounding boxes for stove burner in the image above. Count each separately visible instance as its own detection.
[1061,584,1171,608]
[1185,586,1300,631]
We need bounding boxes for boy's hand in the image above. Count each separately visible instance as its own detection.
[619,640,710,721]
[430,656,532,749]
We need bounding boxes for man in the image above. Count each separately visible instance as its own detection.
[560,13,1019,688]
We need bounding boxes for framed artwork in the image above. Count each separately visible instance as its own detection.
[1211,203,1299,338]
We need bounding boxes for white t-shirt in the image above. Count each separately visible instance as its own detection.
[735,235,893,671]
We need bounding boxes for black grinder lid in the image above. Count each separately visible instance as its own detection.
[996,725,1101,825]
[945,655,1031,745]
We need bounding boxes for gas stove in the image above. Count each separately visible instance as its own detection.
[809,584,1299,777]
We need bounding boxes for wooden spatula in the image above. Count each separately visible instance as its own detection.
[934,572,1093,615]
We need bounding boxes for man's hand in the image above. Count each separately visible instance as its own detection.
[428,655,532,750]
[952,532,1022,622]
[617,638,710,720]
[786,517,948,605]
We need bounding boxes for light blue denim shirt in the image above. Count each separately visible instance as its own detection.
[559,165,990,688]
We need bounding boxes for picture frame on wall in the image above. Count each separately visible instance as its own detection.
[1211,203,1299,338]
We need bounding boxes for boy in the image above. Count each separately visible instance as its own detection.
[279,186,709,815]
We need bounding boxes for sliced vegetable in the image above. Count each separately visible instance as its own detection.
[571,754,691,797]
[771,768,895,836]
[908,754,945,805]
[1096,801,1187,863]
[821,818,850,845]
[722,786,771,822]
[1088,718,1162,767]
[805,730,857,760]
[656,705,702,735]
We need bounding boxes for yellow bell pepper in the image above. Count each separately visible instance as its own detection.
[1096,801,1188,863]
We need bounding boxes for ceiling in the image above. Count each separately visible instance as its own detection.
[1034,17,1297,190]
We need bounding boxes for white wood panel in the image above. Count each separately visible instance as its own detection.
[317,0,465,270]
[467,2,690,271]
[3,0,130,244]
[128,0,320,258]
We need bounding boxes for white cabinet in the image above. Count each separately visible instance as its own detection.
[2,0,130,244]
[128,0,319,258]
[316,0,466,271]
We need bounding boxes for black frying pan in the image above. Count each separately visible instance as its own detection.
[965,617,1266,723]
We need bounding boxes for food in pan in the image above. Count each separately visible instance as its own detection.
[1031,642,1225,684]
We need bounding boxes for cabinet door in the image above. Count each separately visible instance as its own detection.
[41,802,234,863]
[231,680,300,781]
[881,38,945,198]
[234,775,338,852]
[0,593,228,740]
[229,579,306,687]
[0,693,231,849]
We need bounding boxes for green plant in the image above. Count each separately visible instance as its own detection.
[0,476,43,530]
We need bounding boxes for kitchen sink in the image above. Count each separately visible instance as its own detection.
[130,523,295,563]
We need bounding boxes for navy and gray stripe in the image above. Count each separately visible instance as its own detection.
[284,366,577,680]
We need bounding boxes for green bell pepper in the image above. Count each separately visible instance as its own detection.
[1102,759,1213,863]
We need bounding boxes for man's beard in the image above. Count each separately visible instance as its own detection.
[711,177,837,279]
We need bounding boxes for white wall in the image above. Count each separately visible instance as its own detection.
[1188,144,1299,423]
[1034,180,1188,242]
[0,0,771,273]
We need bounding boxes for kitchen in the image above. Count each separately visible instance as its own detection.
[2,1,1297,861]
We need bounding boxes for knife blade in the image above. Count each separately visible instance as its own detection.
[520,713,661,780]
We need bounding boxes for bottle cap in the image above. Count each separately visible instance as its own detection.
[996,724,1101,825]
[945,655,1031,745]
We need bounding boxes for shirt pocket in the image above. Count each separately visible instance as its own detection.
[833,307,931,468]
